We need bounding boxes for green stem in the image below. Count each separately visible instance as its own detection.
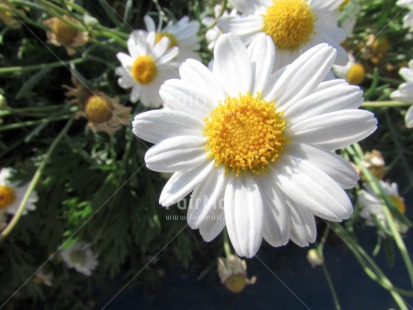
[322,263,341,310]
[0,59,84,74]
[0,117,74,240]
[0,116,69,132]
[361,101,412,108]
[206,0,228,30]
[223,230,232,258]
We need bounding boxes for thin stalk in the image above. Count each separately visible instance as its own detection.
[0,117,74,240]
[0,59,84,74]
[322,263,341,310]
[362,101,412,108]
[223,230,232,258]
[0,116,69,132]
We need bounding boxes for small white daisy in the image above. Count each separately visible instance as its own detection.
[217,0,349,66]
[0,168,37,216]
[333,52,365,85]
[397,0,413,32]
[60,242,98,276]
[116,30,179,107]
[144,15,200,61]
[202,4,238,51]
[390,59,413,128]
[359,181,408,234]
[132,34,377,258]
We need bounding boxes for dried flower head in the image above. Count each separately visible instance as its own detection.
[43,16,89,55]
[217,255,256,293]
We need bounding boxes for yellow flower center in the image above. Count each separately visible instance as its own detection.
[263,0,316,51]
[131,55,158,84]
[155,32,178,47]
[347,63,365,85]
[0,185,16,209]
[84,95,113,123]
[204,94,289,176]
[225,274,248,293]
[390,195,406,214]
[69,250,87,265]
[52,19,78,46]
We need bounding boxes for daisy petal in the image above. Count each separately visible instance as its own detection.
[287,142,359,189]
[160,161,214,207]
[213,34,252,96]
[224,175,264,258]
[265,44,336,107]
[132,110,204,144]
[199,205,226,242]
[188,168,227,229]
[217,15,264,45]
[145,136,207,172]
[287,201,317,247]
[273,156,353,221]
[405,105,413,128]
[291,110,378,150]
[225,0,266,14]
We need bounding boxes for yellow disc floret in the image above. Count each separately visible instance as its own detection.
[131,55,158,84]
[155,32,178,47]
[52,19,78,46]
[347,63,365,85]
[204,93,289,176]
[263,0,316,51]
[85,95,113,123]
[391,195,406,214]
[0,185,16,209]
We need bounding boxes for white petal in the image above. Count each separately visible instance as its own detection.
[273,155,353,221]
[287,201,317,247]
[291,110,377,150]
[255,173,290,247]
[224,175,264,258]
[284,81,363,125]
[213,34,253,96]
[199,205,226,242]
[265,44,336,108]
[160,79,215,119]
[247,34,276,95]
[145,136,207,172]
[116,52,134,67]
[144,15,156,32]
[132,110,204,144]
[187,168,227,229]
[226,0,266,14]
[406,105,413,128]
[160,161,215,207]
[287,142,359,189]
[217,15,264,45]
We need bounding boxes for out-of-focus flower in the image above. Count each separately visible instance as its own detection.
[0,168,37,216]
[333,53,365,85]
[202,4,237,51]
[362,150,385,180]
[64,77,131,135]
[397,0,413,32]
[33,269,53,287]
[217,0,349,66]
[144,15,200,61]
[43,16,89,55]
[390,60,413,128]
[217,255,256,293]
[60,242,98,276]
[307,248,324,268]
[0,0,26,29]
[359,181,408,234]
[116,30,179,107]
[132,34,377,257]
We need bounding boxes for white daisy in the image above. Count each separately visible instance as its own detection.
[359,181,408,234]
[144,15,200,61]
[116,30,179,107]
[333,52,365,85]
[0,168,37,216]
[202,4,238,51]
[217,0,349,66]
[132,34,377,258]
[60,242,98,276]
[390,59,413,128]
[397,0,413,32]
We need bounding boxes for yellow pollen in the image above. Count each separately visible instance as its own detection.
[339,0,350,9]
[84,95,113,123]
[347,63,365,85]
[390,195,406,214]
[0,185,16,209]
[131,55,158,84]
[204,93,289,176]
[52,19,78,46]
[263,0,316,51]
[155,32,178,47]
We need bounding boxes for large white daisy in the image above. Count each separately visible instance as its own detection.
[132,34,377,258]
[390,59,413,128]
[144,15,200,61]
[60,242,98,276]
[0,167,37,216]
[116,30,179,107]
[217,0,348,66]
